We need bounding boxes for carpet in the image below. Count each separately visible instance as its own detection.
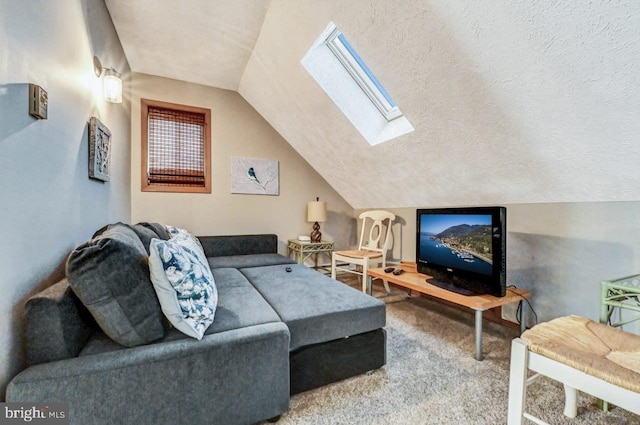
[270,295,639,424]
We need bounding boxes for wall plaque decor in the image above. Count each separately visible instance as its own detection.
[231,157,279,195]
[88,116,112,182]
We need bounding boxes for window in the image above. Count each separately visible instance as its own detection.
[141,99,211,193]
[301,22,414,146]
[325,27,402,121]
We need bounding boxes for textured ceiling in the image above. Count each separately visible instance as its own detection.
[107,0,640,208]
[104,0,270,90]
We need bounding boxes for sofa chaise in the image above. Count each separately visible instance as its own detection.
[6,223,386,425]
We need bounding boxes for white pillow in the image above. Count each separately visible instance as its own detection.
[167,225,205,251]
[149,230,217,340]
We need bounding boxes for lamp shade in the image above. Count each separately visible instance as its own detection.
[307,200,327,222]
[103,68,122,103]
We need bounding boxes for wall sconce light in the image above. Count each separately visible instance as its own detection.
[307,197,327,243]
[93,56,122,103]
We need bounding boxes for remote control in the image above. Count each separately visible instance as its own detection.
[392,269,405,275]
[384,267,395,273]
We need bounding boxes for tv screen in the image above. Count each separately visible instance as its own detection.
[416,207,506,297]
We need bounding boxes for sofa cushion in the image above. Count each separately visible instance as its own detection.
[149,233,218,340]
[130,222,170,254]
[80,267,282,356]
[241,264,386,350]
[24,279,96,365]
[208,253,296,270]
[204,268,281,335]
[198,234,279,258]
[141,222,171,240]
[66,223,166,347]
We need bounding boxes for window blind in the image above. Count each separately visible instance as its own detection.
[147,106,206,186]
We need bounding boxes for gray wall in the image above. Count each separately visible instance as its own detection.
[0,0,131,396]
[357,202,640,334]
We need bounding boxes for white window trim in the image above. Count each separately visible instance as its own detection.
[302,22,414,146]
[325,26,403,122]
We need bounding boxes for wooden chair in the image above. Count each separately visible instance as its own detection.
[507,315,640,424]
[331,210,395,293]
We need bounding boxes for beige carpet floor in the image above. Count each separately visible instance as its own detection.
[266,275,639,425]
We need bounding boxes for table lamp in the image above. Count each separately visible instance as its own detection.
[307,197,327,242]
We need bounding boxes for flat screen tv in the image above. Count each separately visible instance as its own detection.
[416,206,506,297]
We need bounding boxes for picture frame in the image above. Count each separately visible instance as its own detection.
[88,116,112,182]
[231,157,279,195]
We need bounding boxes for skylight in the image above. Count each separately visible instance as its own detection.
[302,22,414,146]
[325,28,402,121]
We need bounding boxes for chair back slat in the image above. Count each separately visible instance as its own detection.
[357,210,395,254]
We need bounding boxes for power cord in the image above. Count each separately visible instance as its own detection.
[507,285,538,329]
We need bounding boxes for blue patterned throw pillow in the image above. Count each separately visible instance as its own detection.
[149,229,217,339]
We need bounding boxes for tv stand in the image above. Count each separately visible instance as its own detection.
[367,267,530,360]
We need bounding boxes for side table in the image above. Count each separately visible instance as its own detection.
[600,274,640,328]
[598,274,640,412]
[287,239,334,272]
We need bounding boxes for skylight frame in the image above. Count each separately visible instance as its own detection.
[301,22,414,146]
[325,27,403,122]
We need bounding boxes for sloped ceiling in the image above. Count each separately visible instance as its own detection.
[104,0,269,90]
[106,0,640,208]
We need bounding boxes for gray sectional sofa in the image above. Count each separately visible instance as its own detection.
[6,224,386,425]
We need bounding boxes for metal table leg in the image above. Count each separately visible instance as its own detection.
[520,301,527,335]
[475,309,483,361]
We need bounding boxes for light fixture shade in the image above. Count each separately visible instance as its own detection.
[103,68,122,103]
[307,200,327,222]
